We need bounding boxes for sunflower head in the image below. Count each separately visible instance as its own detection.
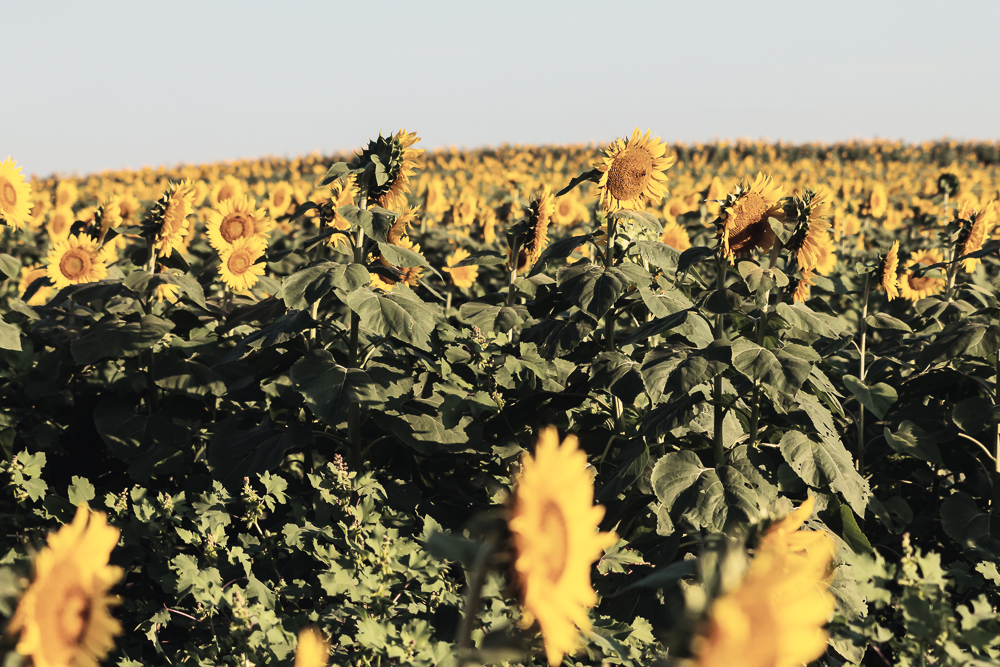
[715,173,785,262]
[783,188,832,271]
[952,200,996,272]
[510,186,555,274]
[0,156,34,231]
[294,626,330,667]
[9,504,123,667]
[206,195,273,252]
[147,180,196,255]
[937,172,960,198]
[19,263,54,306]
[508,426,617,666]
[593,128,675,212]
[219,236,267,292]
[356,129,424,211]
[874,240,900,300]
[45,234,109,289]
[899,248,945,301]
[443,247,479,289]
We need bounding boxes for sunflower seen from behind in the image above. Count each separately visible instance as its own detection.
[509,426,617,666]
[219,236,267,292]
[0,156,33,230]
[715,173,785,262]
[357,129,424,211]
[9,504,123,667]
[150,180,196,255]
[593,128,675,212]
[511,185,555,274]
[205,195,274,252]
[45,234,108,289]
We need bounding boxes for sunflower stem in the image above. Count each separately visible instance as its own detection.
[455,538,496,667]
[945,241,960,303]
[506,235,521,308]
[748,242,783,446]
[713,255,727,467]
[857,272,872,474]
[604,215,624,431]
[348,195,368,469]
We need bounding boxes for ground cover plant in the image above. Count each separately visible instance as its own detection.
[2,133,1000,666]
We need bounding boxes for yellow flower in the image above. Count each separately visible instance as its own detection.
[660,218,691,251]
[593,128,675,212]
[867,182,888,218]
[209,174,244,207]
[55,179,78,208]
[957,200,995,273]
[361,129,424,211]
[19,263,54,306]
[47,206,75,241]
[267,180,295,218]
[898,248,945,301]
[509,426,618,666]
[45,235,108,289]
[695,498,835,667]
[154,180,197,255]
[218,236,267,292]
[443,247,479,288]
[792,269,816,303]
[9,504,123,667]
[155,282,182,304]
[205,195,273,252]
[0,156,34,230]
[716,173,784,262]
[325,176,359,250]
[876,240,900,300]
[512,185,555,274]
[294,626,329,667]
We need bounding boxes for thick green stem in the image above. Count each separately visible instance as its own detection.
[945,241,960,303]
[455,539,495,667]
[713,255,727,466]
[604,215,616,352]
[505,236,520,308]
[748,243,783,446]
[348,196,368,468]
[857,273,872,474]
[992,353,1000,523]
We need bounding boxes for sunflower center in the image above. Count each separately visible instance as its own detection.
[727,192,770,253]
[607,147,653,201]
[557,199,573,217]
[163,200,186,234]
[56,586,91,646]
[228,251,251,275]
[218,185,235,202]
[220,213,250,242]
[60,250,90,280]
[908,275,935,291]
[0,179,16,210]
[273,190,287,207]
[538,500,570,583]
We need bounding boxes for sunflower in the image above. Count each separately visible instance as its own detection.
[45,235,108,289]
[443,247,479,289]
[479,206,498,244]
[294,627,329,667]
[151,180,196,255]
[55,179,78,208]
[660,218,691,251]
[370,237,424,291]
[875,240,900,300]
[154,282,182,304]
[694,499,835,667]
[325,176,359,250]
[716,173,785,262]
[0,157,34,230]
[792,269,816,303]
[218,236,267,292]
[267,180,295,218]
[593,128,675,212]
[387,206,419,245]
[205,195,273,252]
[358,129,424,210]
[955,200,995,272]
[509,426,617,667]
[209,175,244,207]
[898,248,945,301]
[19,263,54,306]
[867,182,888,218]
[812,239,837,276]
[47,206,75,241]
[9,504,123,667]
[511,186,555,274]
[784,188,832,271]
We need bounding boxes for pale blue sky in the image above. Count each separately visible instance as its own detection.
[5,1,999,177]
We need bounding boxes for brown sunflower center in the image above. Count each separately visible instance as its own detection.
[908,274,935,291]
[217,185,235,202]
[59,250,91,280]
[220,213,250,242]
[727,192,770,254]
[538,499,570,583]
[606,147,653,202]
[56,585,91,646]
[163,200,186,234]
[1,180,17,210]
[228,250,252,275]
[556,199,573,217]
[273,190,287,207]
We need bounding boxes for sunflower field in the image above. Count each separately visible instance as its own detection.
[2,131,1000,667]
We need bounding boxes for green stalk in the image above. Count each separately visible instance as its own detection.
[713,255,727,467]
[604,215,617,352]
[748,242,783,446]
[945,241,960,303]
[992,352,1000,522]
[857,273,872,474]
[455,539,495,667]
[505,236,520,308]
[348,194,368,468]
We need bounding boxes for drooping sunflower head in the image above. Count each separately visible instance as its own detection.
[206,195,273,252]
[791,270,816,303]
[0,156,34,231]
[784,188,832,271]
[899,248,945,302]
[45,234,109,289]
[357,129,424,211]
[874,240,900,300]
[148,180,196,255]
[387,206,420,246]
[593,128,675,212]
[508,426,618,666]
[511,185,555,273]
[9,504,123,667]
[954,200,996,273]
[715,172,785,262]
[218,236,267,292]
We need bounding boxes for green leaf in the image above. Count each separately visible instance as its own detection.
[208,421,313,486]
[884,421,943,465]
[71,315,174,365]
[843,374,897,419]
[377,241,432,270]
[290,350,382,427]
[93,398,186,482]
[0,254,20,280]
[838,504,873,554]
[596,439,649,504]
[528,234,593,275]
[557,261,629,321]
[318,161,351,185]
[633,240,680,271]
[865,312,912,332]
[779,430,871,516]
[0,316,21,352]
[677,246,715,273]
[590,352,644,404]
[154,355,227,397]
[953,396,993,435]
[220,309,314,363]
[281,261,369,309]
[940,492,990,549]
[67,476,95,506]
[451,249,508,267]
[731,338,812,397]
[775,302,841,338]
[344,289,435,351]
[624,310,713,348]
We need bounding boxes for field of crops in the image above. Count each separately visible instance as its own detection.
[2,132,1000,666]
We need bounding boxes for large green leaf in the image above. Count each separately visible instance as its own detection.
[281,261,369,309]
[731,338,812,397]
[208,420,313,487]
[556,261,629,321]
[940,492,990,549]
[344,288,435,351]
[459,302,527,334]
[0,316,21,352]
[843,374,897,419]
[93,398,186,482]
[884,421,943,465]
[154,355,227,397]
[590,352,644,404]
[779,430,871,516]
[219,309,314,363]
[71,315,174,365]
[290,350,383,427]
[774,302,841,338]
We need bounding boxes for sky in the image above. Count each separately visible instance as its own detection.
[4,0,1000,178]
